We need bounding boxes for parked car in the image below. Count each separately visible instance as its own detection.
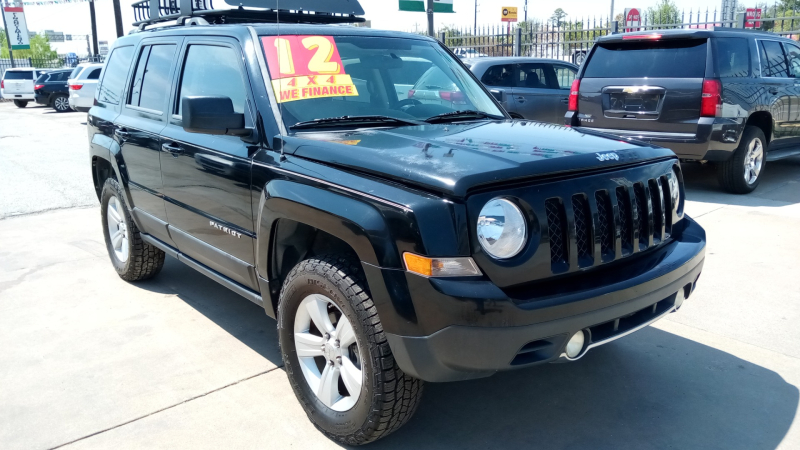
[88,2,705,445]
[468,57,578,123]
[67,63,103,112]
[452,47,488,59]
[566,28,800,194]
[1,68,49,107]
[34,69,73,113]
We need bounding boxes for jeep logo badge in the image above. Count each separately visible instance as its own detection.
[596,152,620,162]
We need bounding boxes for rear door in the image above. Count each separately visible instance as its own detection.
[757,39,796,149]
[3,70,34,95]
[577,38,708,134]
[512,63,575,123]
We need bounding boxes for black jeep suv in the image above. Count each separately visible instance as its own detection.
[88,1,705,445]
[566,28,800,194]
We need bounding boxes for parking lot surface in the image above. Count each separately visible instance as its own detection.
[1,102,800,449]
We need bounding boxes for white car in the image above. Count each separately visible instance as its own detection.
[451,47,488,59]
[67,63,104,112]
[1,68,49,108]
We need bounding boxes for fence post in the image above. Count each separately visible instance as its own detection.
[514,27,521,56]
[439,31,445,43]
[611,20,619,34]
[735,12,745,28]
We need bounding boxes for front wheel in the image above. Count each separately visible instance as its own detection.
[13,100,28,108]
[278,256,423,445]
[717,126,766,194]
[52,94,70,113]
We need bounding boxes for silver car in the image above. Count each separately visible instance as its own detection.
[466,57,579,123]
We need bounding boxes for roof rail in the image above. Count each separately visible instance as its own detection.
[132,0,366,30]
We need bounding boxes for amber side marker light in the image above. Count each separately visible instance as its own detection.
[403,252,482,278]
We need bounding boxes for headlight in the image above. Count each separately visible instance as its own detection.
[477,198,527,259]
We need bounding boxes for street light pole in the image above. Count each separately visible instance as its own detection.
[88,0,99,55]
[524,0,528,22]
[427,0,434,37]
[610,0,614,22]
[474,0,477,35]
[112,0,124,37]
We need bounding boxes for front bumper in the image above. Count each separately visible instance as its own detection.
[382,216,706,382]
[572,116,745,161]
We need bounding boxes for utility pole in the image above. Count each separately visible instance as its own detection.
[112,0,124,37]
[426,0,434,37]
[610,0,614,23]
[524,0,528,22]
[88,0,98,55]
[474,0,477,35]
[1,0,15,67]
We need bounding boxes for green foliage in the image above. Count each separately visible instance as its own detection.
[550,8,568,27]
[646,0,680,26]
[1,29,59,61]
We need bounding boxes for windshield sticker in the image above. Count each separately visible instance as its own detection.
[262,35,359,103]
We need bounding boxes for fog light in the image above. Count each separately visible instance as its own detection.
[565,331,585,358]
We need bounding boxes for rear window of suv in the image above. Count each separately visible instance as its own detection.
[3,71,34,80]
[583,39,707,78]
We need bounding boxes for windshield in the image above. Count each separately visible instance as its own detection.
[259,35,503,129]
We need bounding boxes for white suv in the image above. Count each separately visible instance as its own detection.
[1,68,49,108]
[67,63,104,112]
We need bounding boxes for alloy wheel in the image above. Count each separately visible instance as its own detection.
[744,137,764,185]
[106,196,129,263]
[293,294,363,412]
[54,96,69,111]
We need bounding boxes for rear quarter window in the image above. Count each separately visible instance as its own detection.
[584,39,708,78]
[714,38,751,77]
[98,46,135,105]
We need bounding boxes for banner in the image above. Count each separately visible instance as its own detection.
[399,0,454,13]
[19,0,90,6]
[3,5,31,50]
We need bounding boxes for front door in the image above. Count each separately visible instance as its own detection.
[511,63,570,123]
[159,38,259,290]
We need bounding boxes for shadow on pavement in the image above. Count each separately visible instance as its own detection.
[683,157,800,207]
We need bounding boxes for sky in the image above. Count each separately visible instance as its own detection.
[8,0,731,53]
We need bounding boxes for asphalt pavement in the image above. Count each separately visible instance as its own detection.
[1,102,799,449]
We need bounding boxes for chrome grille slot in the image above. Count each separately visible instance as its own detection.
[615,186,633,255]
[594,190,615,261]
[545,198,569,272]
[571,194,594,267]
[633,182,650,251]
[660,175,673,236]
[649,179,664,243]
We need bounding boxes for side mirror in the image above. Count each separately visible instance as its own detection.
[181,96,248,136]
[489,89,504,102]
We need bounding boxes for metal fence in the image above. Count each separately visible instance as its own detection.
[439,5,800,64]
[1,55,105,76]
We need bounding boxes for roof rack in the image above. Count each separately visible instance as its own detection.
[132,0,366,30]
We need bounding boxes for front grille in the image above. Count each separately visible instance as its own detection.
[542,173,675,275]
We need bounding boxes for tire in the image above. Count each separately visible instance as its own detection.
[100,178,165,281]
[13,100,28,108]
[717,126,766,194]
[52,94,70,113]
[278,256,423,445]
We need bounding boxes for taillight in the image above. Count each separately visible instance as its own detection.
[439,91,466,103]
[700,79,722,117]
[1,80,4,89]
[70,84,83,90]
[34,84,44,91]
[407,89,415,99]
[568,79,580,112]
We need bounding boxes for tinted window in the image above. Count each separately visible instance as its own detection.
[98,46,134,105]
[584,40,707,78]
[177,45,247,114]
[714,38,750,77]
[517,63,551,89]
[481,64,514,86]
[785,43,800,78]
[3,71,34,80]
[69,67,83,79]
[138,45,176,111]
[554,65,577,89]
[36,73,50,83]
[87,68,102,80]
[759,40,788,77]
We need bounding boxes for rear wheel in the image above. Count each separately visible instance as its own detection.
[52,94,70,112]
[278,256,423,445]
[13,100,28,108]
[717,126,766,194]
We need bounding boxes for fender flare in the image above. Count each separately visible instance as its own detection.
[89,132,133,208]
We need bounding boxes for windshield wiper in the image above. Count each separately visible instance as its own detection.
[424,110,503,123]
[290,115,424,130]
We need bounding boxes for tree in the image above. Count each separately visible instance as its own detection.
[646,0,680,26]
[1,29,59,61]
[550,8,568,27]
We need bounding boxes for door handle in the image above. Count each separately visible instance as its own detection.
[114,129,130,139]
[161,143,184,156]
[515,96,526,103]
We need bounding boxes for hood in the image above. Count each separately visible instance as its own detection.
[284,120,675,197]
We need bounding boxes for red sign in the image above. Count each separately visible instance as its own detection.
[261,35,358,103]
[624,8,642,32]
[745,8,762,29]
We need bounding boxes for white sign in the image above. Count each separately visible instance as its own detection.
[624,7,642,32]
[3,5,31,50]
[98,40,109,55]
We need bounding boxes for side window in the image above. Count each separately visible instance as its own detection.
[554,66,577,89]
[128,44,176,112]
[480,64,514,87]
[177,45,247,115]
[784,43,800,78]
[98,46,134,105]
[714,38,751,78]
[87,68,102,80]
[759,40,789,78]
[517,63,551,89]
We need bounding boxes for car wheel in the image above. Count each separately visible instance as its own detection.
[52,94,70,113]
[573,51,587,65]
[13,100,28,108]
[100,178,165,281]
[278,256,423,445]
[717,126,766,194]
